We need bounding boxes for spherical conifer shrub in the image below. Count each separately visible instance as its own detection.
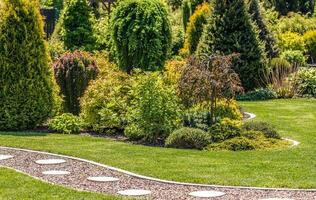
[62,0,96,51]
[197,0,267,91]
[0,0,58,130]
[110,0,172,73]
[53,51,99,115]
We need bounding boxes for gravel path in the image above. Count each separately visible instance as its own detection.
[0,147,315,200]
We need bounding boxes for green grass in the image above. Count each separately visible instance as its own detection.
[0,167,123,200]
[0,99,315,189]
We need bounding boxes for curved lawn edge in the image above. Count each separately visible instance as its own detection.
[1,146,314,192]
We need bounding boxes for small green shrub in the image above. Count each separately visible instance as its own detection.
[237,88,277,101]
[80,68,131,133]
[207,136,255,151]
[280,50,307,67]
[165,127,211,150]
[54,51,99,115]
[242,121,281,139]
[240,130,265,140]
[294,68,316,97]
[277,32,305,52]
[125,72,181,144]
[49,113,83,134]
[303,30,316,63]
[209,118,243,142]
[110,0,172,73]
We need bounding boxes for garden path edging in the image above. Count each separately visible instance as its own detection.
[0,146,313,192]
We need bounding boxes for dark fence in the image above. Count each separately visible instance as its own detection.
[40,8,57,39]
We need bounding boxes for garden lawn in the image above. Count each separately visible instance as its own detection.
[0,167,124,200]
[0,99,315,189]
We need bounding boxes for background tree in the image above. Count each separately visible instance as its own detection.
[110,0,172,73]
[178,54,243,125]
[249,0,279,58]
[197,0,267,90]
[62,0,96,51]
[0,0,58,130]
[269,0,315,16]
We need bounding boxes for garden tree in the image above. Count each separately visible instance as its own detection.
[249,0,279,58]
[184,2,212,54]
[54,51,99,115]
[0,0,59,130]
[89,0,120,18]
[40,0,64,14]
[62,0,96,51]
[178,54,243,125]
[182,0,191,32]
[110,0,172,73]
[269,0,315,16]
[197,0,267,90]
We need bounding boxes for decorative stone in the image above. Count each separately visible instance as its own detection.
[42,170,70,175]
[0,155,13,160]
[189,190,226,198]
[87,176,119,182]
[36,159,66,165]
[117,189,151,196]
[260,198,295,200]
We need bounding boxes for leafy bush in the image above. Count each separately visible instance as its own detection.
[293,68,316,97]
[207,136,255,151]
[54,51,99,115]
[182,0,191,32]
[165,127,211,150]
[209,118,243,142]
[80,67,131,133]
[62,0,96,51]
[237,88,277,101]
[184,2,211,54]
[242,121,281,139]
[49,113,83,134]
[0,0,59,130]
[303,30,316,63]
[277,32,305,52]
[110,0,172,73]
[125,72,181,144]
[164,59,187,85]
[280,50,307,67]
[183,99,242,131]
[197,0,267,91]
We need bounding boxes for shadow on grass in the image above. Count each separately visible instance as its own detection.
[0,131,49,137]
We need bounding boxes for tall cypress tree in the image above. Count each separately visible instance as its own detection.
[249,0,279,59]
[197,0,267,91]
[0,0,57,130]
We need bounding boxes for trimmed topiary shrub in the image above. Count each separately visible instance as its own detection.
[196,0,267,91]
[0,0,59,130]
[242,121,281,139]
[110,0,172,73]
[165,127,211,150]
[54,51,99,115]
[184,2,212,54]
[49,113,83,134]
[125,72,181,144]
[62,0,96,51]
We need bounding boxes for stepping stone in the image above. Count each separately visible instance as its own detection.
[189,190,226,198]
[35,159,66,165]
[42,170,70,175]
[0,155,13,160]
[117,189,151,196]
[87,176,119,182]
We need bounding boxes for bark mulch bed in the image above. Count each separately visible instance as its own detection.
[0,147,315,200]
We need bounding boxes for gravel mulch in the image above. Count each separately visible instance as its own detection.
[0,147,315,200]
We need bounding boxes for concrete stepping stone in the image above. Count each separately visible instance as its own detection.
[42,170,70,175]
[35,159,66,165]
[117,189,151,196]
[189,190,226,198]
[0,155,13,160]
[87,176,119,182]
